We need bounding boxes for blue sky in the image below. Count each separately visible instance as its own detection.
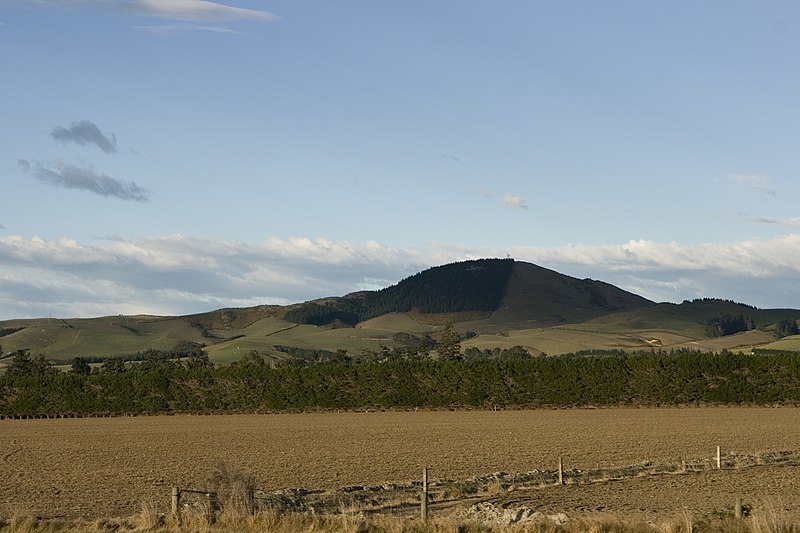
[2,1,799,318]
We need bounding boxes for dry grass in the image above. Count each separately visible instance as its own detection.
[748,501,797,533]
[206,462,256,515]
[3,503,800,533]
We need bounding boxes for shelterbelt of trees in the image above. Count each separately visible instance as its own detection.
[2,348,800,417]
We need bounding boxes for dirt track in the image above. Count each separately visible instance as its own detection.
[1,407,800,521]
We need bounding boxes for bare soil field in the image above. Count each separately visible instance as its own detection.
[2,407,800,523]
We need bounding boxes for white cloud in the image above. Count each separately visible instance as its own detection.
[506,235,800,305]
[129,0,274,21]
[1,234,800,318]
[21,0,274,23]
[509,236,800,276]
[501,194,528,210]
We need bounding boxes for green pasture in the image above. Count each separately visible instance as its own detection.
[357,313,434,334]
[0,315,205,362]
[2,305,797,366]
[755,334,800,352]
[462,326,654,356]
[204,318,425,363]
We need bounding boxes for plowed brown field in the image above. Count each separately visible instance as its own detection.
[2,407,800,522]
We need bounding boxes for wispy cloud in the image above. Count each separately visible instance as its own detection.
[440,153,461,163]
[733,174,777,199]
[30,0,275,22]
[735,174,769,187]
[1,234,800,318]
[126,0,274,22]
[18,159,152,202]
[746,215,800,228]
[134,23,239,34]
[502,194,528,210]
[51,120,117,153]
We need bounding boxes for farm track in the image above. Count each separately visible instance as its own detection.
[2,407,800,521]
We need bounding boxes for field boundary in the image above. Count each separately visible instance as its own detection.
[174,449,800,519]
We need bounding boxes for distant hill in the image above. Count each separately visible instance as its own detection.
[0,259,798,365]
[284,258,517,326]
[584,298,800,341]
[282,259,653,328]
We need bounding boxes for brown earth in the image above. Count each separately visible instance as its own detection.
[2,407,800,522]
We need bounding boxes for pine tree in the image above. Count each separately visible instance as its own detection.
[435,323,461,360]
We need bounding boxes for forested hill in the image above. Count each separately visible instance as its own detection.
[283,258,515,326]
[365,258,515,316]
[282,258,654,327]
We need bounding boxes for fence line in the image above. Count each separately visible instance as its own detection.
[170,447,795,519]
[171,487,218,514]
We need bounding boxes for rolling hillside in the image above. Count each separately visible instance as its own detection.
[0,259,798,366]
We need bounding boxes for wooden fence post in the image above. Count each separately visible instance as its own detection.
[716,446,721,470]
[421,467,428,523]
[171,487,181,514]
[735,497,742,519]
[558,457,564,485]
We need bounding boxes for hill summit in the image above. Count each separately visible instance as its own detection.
[284,259,653,329]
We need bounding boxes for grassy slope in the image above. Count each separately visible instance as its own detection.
[542,300,800,354]
[762,335,800,351]
[203,314,435,363]
[357,313,434,334]
[586,300,800,333]
[0,316,206,361]
[459,298,800,356]
[461,327,652,355]
[3,307,798,364]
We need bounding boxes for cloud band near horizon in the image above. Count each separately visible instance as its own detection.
[0,234,799,319]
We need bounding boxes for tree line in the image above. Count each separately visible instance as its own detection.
[3,350,800,416]
[704,313,799,338]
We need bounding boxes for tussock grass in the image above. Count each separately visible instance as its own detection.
[207,462,256,516]
[748,501,796,533]
[133,502,164,531]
